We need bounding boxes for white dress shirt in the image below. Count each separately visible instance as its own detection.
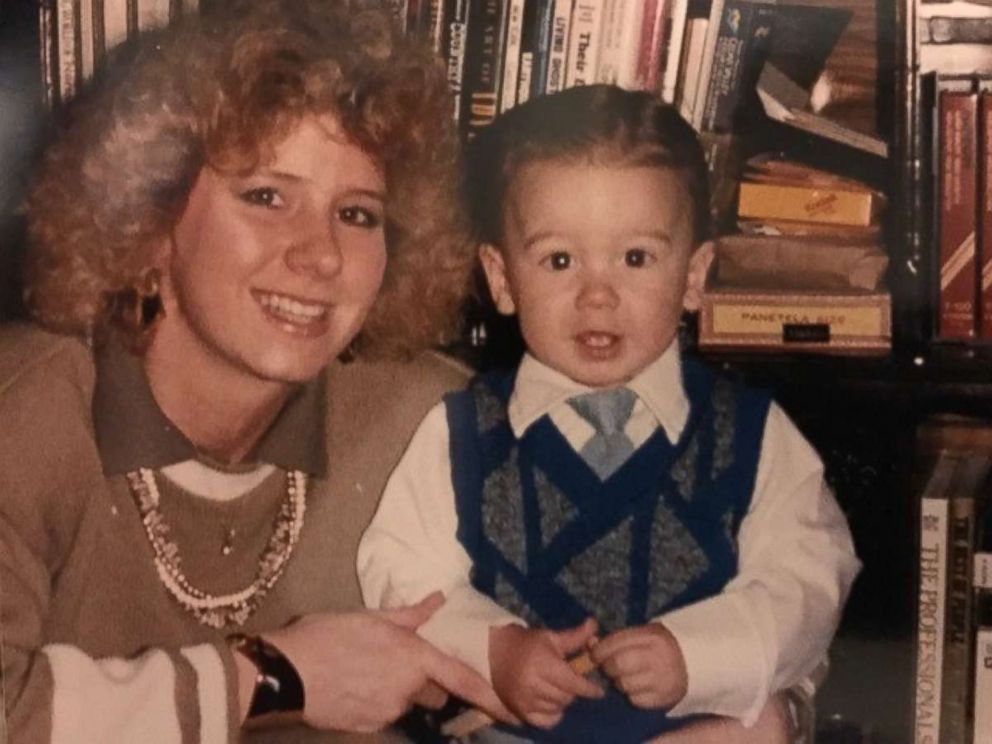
[357,343,861,725]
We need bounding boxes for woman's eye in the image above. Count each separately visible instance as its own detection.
[542,252,572,271]
[339,206,382,228]
[240,187,284,208]
[624,248,655,268]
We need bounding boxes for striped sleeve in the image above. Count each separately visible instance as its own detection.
[36,642,234,744]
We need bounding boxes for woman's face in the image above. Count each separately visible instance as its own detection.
[156,114,387,388]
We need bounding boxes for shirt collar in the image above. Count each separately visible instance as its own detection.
[92,340,327,476]
[507,341,689,442]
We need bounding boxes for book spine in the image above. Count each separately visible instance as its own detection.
[612,0,644,89]
[564,0,602,88]
[976,627,992,744]
[980,85,992,338]
[55,0,80,104]
[80,0,96,81]
[689,0,725,129]
[445,0,470,126]
[914,495,949,744]
[677,16,707,121]
[659,0,686,103]
[701,0,774,134]
[427,0,446,54]
[523,0,553,100]
[936,83,979,340]
[594,0,620,84]
[940,494,976,744]
[544,0,572,94]
[39,0,58,108]
[923,17,992,45]
[631,0,659,91]
[500,0,525,112]
[462,0,507,139]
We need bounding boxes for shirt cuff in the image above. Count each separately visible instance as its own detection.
[416,589,526,682]
[659,595,770,725]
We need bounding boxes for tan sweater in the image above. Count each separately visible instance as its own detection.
[0,324,470,744]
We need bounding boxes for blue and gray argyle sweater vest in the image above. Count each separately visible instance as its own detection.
[444,360,771,743]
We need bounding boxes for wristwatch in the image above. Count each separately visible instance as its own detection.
[229,633,305,724]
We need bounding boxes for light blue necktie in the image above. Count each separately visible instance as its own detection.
[567,388,637,479]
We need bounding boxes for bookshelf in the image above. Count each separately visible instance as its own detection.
[2,1,992,743]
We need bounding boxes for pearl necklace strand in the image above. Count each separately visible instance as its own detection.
[126,467,307,628]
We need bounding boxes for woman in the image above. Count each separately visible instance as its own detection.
[0,1,508,741]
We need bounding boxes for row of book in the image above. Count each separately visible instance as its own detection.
[391,0,868,147]
[913,418,992,744]
[931,72,992,343]
[39,0,200,108]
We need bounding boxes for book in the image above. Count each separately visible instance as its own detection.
[922,16,992,44]
[756,63,889,158]
[660,0,687,103]
[611,0,646,89]
[463,0,509,137]
[941,456,989,744]
[544,0,572,94]
[685,0,726,129]
[517,0,551,103]
[980,78,992,340]
[935,76,978,341]
[677,15,708,121]
[564,0,602,88]
[697,284,892,354]
[975,499,992,744]
[700,0,775,134]
[444,0,471,125]
[914,453,957,744]
[594,0,642,88]
[737,180,885,228]
[976,627,992,744]
[55,0,81,104]
[500,0,525,112]
[631,0,663,92]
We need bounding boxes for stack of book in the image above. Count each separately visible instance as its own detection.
[914,415,992,744]
[697,155,893,355]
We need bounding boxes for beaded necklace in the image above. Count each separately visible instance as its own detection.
[126,467,307,629]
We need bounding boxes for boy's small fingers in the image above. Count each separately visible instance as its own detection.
[547,664,603,700]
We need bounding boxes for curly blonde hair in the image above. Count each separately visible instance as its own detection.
[25,0,471,358]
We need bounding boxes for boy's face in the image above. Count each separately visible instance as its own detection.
[480,160,712,388]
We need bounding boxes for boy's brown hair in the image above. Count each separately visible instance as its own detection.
[465,84,711,250]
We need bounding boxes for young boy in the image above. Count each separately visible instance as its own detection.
[358,85,860,743]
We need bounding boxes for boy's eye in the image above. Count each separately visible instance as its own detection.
[542,252,572,271]
[624,248,655,268]
[240,187,284,209]
[339,206,382,229]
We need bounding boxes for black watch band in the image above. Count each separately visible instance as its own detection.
[230,633,305,723]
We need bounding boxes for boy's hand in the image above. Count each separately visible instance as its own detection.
[489,618,603,729]
[591,622,688,709]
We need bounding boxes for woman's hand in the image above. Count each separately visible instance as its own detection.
[260,592,513,732]
[591,622,688,709]
[645,693,793,744]
[489,618,602,729]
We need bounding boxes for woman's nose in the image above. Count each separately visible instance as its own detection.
[284,219,343,279]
